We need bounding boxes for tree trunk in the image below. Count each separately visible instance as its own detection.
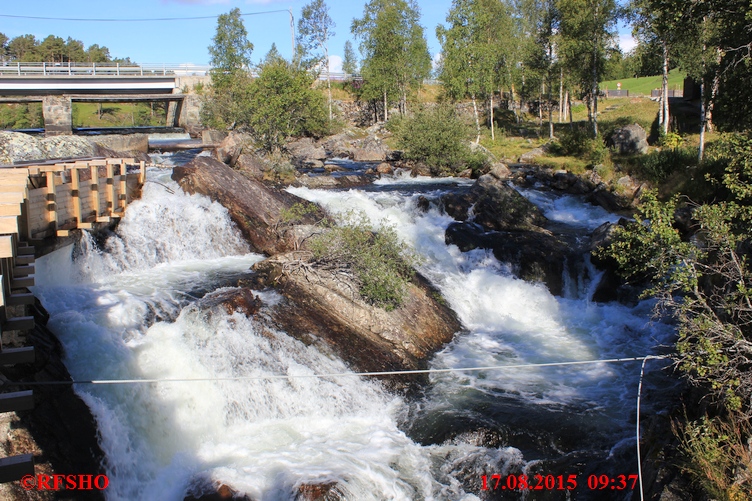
[707,49,721,132]
[471,93,481,144]
[326,46,332,121]
[559,68,564,123]
[661,40,669,135]
[511,83,518,123]
[539,83,543,127]
[567,91,573,129]
[490,94,495,141]
[699,79,706,161]
[591,3,600,138]
[383,90,388,122]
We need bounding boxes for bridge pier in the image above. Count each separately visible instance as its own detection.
[42,96,72,136]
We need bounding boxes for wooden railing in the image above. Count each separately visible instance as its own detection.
[0,158,144,483]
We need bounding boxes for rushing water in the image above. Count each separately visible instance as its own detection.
[32,164,674,500]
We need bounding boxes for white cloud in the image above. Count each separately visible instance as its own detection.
[432,52,442,71]
[328,54,343,73]
[619,34,637,53]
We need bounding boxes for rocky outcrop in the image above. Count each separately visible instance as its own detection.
[0,131,101,164]
[608,123,649,155]
[445,222,573,295]
[172,156,323,255]
[292,174,374,189]
[287,138,327,168]
[442,174,546,231]
[250,253,462,389]
[213,132,253,166]
[198,288,262,317]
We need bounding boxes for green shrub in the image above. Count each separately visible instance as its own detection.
[393,105,488,175]
[553,126,609,166]
[636,147,698,184]
[658,131,684,149]
[308,212,416,310]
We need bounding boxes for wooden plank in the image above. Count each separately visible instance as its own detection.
[14,256,32,265]
[12,265,33,277]
[119,161,128,211]
[105,164,115,214]
[3,316,34,331]
[0,347,35,366]
[70,167,81,226]
[139,160,146,184]
[89,164,100,218]
[0,454,34,483]
[15,246,34,256]
[0,236,13,259]
[0,193,24,204]
[45,171,57,235]
[0,391,34,413]
[6,293,34,306]
[10,276,34,288]
[0,205,21,217]
[0,217,18,235]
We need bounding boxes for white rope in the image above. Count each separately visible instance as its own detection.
[636,356,651,501]
[7,355,667,386]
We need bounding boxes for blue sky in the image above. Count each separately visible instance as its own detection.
[1,1,636,71]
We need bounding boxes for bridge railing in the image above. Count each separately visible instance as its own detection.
[0,62,211,77]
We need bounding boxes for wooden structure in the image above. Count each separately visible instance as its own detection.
[0,157,144,482]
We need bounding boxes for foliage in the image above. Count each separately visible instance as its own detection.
[342,40,358,75]
[601,184,752,418]
[553,126,609,166]
[244,60,329,152]
[0,31,123,63]
[657,131,684,149]
[351,0,431,120]
[676,415,752,501]
[635,146,697,183]
[0,103,43,129]
[208,8,253,91]
[392,105,487,175]
[309,212,416,310]
[296,0,335,71]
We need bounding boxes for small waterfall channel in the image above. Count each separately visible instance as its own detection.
[31,160,676,501]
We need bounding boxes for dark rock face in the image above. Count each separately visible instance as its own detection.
[172,156,321,255]
[442,174,546,231]
[445,222,572,295]
[609,123,649,155]
[250,253,462,389]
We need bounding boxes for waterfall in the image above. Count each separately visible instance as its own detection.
[32,167,673,500]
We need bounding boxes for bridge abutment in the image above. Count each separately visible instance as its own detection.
[42,96,72,136]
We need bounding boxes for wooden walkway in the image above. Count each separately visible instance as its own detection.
[0,158,144,482]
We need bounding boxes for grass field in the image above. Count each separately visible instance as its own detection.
[601,69,686,97]
[72,102,168,128]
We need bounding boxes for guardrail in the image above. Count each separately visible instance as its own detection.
[0,62,211,77]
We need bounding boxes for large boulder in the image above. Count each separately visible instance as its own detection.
[445,222,573,295]
[441,174,547,231]
[609,123,649,155]
[213,132,253,166]
[251,253,462,388]
[287,137,327,168]
[172,156,322,255]
[39,135,97,159]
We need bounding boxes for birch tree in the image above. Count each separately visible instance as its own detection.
[297,0,336,120]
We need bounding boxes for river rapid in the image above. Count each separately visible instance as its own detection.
[32,158,675,501]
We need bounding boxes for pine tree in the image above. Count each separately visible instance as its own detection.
[208,8,254,91]
[342,40,358,76]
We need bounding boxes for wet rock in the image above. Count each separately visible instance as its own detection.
[458,168,473,178]
[172,156,322,255]
[416,195,431,213]
[441,174,546,231]
[296,482,343,501]
[324,163,347,173]
[292,174,374,190]
[587,184,632,212]
[198,288,262,317]
[185,482,252,501]
[252,253,462,390]
[445,222,571,295]
[375,162,393,175]
[609,123,648,155]
[352,147,387,162]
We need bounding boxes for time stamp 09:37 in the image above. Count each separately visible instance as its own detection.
[481,473,639,492]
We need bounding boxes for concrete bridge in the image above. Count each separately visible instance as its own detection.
[0,63,207,135]
[0,157,144,481]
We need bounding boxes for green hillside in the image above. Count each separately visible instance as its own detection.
[601,69,686,96]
